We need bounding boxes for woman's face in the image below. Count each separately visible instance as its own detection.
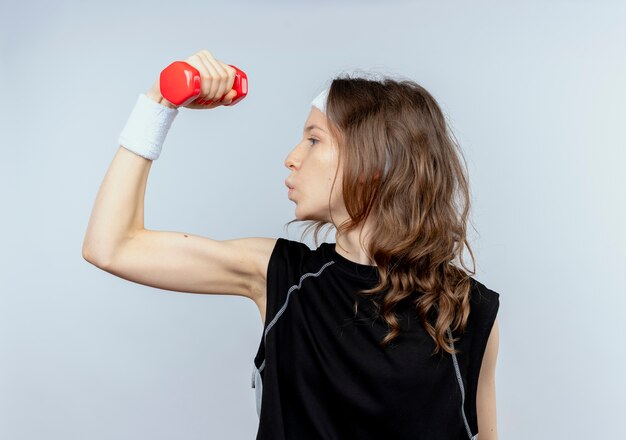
[284,106,345,222]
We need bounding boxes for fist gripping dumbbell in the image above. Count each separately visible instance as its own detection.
[159,61,248,107]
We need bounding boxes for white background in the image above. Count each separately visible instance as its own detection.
[1,0,625,438]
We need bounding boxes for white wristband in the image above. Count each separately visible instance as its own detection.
[118,93,179,161]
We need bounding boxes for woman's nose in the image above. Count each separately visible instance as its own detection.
[284,148,299,170]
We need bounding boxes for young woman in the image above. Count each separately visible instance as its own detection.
[83,49,500,440]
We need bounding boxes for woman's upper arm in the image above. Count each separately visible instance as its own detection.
[97,229,277,300]
[476,317,499,439]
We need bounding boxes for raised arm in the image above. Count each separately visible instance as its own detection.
[82,50,275,312]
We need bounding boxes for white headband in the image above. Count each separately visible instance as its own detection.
[311,88,329,114]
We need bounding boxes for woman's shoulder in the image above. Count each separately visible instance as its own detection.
[268,238,318,275]
[272,238,314,262]
[274,237,312,250]
[467,276,501,326]
[469,276,500,304]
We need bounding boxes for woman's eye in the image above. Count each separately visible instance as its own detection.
[308,138,318,146]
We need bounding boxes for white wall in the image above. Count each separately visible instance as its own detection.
[1,0,624,438]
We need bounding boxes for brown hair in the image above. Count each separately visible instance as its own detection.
[286,73,477,356]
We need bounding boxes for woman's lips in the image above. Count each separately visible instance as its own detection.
[285,180,295,196]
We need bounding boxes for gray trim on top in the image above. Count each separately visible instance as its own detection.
[447,327,478,440]
[263,260,336,349]
[251,260,336,418]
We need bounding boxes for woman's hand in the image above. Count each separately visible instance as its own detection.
[146,49,238,110]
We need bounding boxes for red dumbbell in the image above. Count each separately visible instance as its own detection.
[159,61,248,107]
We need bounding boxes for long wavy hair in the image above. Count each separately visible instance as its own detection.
[286,73,477,356]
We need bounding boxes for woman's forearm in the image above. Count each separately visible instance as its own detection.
[82,86,171,266]
[82,144,152,266]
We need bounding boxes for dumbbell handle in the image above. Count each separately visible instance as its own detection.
[159,61,248,107]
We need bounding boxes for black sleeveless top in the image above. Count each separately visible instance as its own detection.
[251,238,500,440]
